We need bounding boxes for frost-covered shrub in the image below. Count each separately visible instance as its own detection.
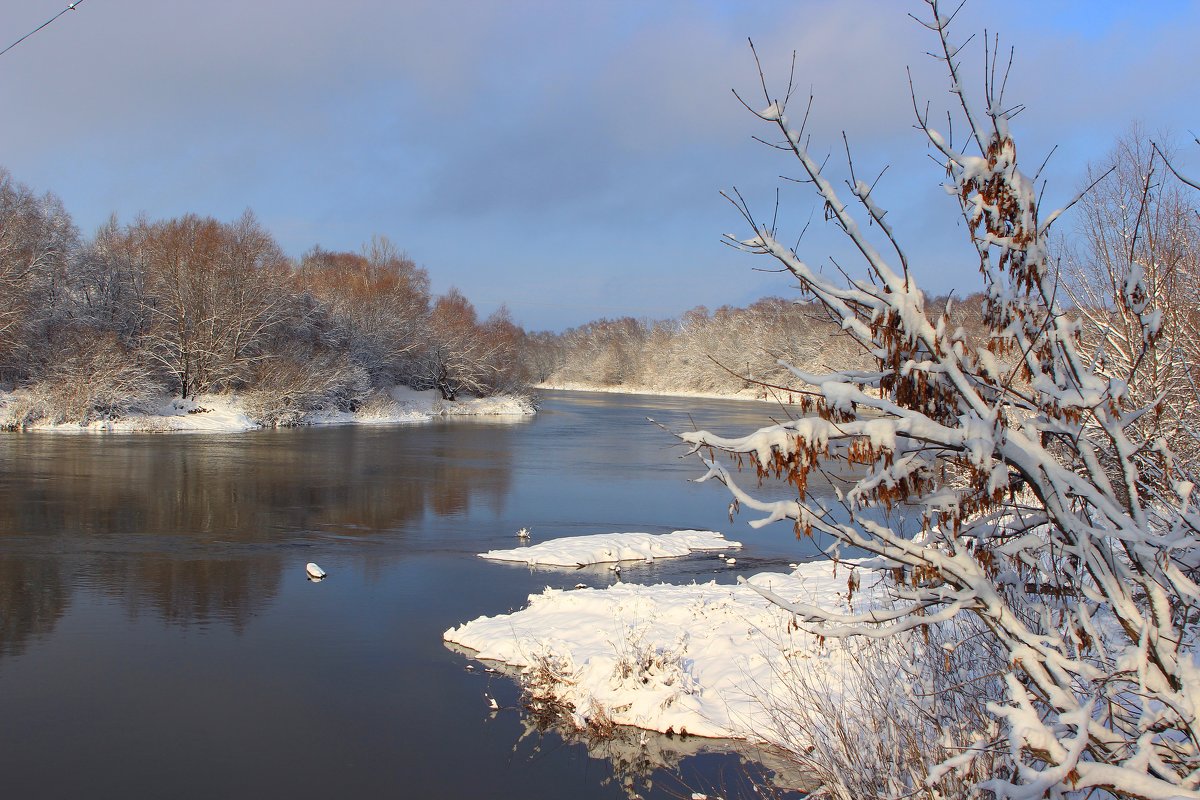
[241,351,371,427]
[10,329,163,426]
[514,627,701,744]
[520,649,581,727]
[353,388,404,419]
[761,617,1006,800]
[0,389,46,429]
[610,626,698,703]
[681,1,1200,796]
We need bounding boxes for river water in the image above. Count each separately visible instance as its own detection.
[0,390,845,799]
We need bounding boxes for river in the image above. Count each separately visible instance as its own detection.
[0,389,847,799]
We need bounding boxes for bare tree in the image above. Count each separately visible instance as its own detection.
[414,288,511,400]
[1064,128,1200,462]
[136,212,291,398]
[477,305,531,394]
[680,3,1200,797]
[294,237,430,386]
[520,329,567,384]
[70,214,153,339]
[0,168,78,382]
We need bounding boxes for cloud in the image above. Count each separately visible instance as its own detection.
[1,0,1196,330]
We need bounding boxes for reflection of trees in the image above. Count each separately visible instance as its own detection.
[451,649,811,800]
[94,556,283,634]
[509,706,811,800]
[0,424,514,539]
[0,423,516,642]
[0,555,69,659]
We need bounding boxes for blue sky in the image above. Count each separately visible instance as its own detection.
[2,0,1197,330]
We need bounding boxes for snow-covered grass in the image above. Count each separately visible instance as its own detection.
[444,559,874,747]
[479,530,741,567]
[0,385,535,433]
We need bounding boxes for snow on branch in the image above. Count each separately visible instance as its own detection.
[688,1,1200,796]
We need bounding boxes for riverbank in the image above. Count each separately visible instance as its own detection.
[535,380,791,404]
[0,385,535,433]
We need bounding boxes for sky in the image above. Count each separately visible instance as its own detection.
[1,0,1197,331]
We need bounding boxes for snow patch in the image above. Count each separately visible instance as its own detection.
[445,559,875,747]
[534,381,776,403]
[479,530,741,567]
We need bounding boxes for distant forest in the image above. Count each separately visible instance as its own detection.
[525,295,988,397]
[7,135,1193,434]
[2,167,894,426]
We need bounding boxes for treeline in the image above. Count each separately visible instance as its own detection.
[525,295,987,397]
[0,164,996,426]
[10,127,1192,432]
[0,168,528,426]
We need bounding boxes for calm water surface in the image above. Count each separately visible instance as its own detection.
[0,390,841,799]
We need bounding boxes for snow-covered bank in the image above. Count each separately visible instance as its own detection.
[445,646,819,796]
[444,559,874,750]
[479,530,741,567]
[536,381,776,403]
[0,385,535,433]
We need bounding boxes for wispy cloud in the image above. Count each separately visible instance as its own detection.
[2,0,1195,329]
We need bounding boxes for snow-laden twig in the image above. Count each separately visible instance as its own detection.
[688,2,1200,796]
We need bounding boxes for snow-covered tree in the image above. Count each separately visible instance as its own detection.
[476,304,531,394]
[1064,129,1200,465]
[137,212,291,398]
[0,168,78,382]
[294,237,431,387]
[413,289,516,401]
[681,2,1200,797]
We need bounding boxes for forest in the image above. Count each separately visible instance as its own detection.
[4,130,1199,444]
[0,165,965,428]
[0,173,529,427]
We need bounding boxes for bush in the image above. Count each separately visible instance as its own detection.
[8,328,163,426]
[241,351,371,427]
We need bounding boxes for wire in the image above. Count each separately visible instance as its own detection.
[0,0,88,60]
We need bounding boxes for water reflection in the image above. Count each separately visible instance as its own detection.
[0,555,69,658]
[0,424,515,541]
[0,422,516,648]
[504,691,811,799]
[0,393,827,799]
[90,556,284,633]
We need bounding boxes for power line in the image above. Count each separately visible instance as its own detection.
[0,1,87,60]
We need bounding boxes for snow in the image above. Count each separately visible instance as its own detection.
[6,394,264,433]
[534,380,776,403]
[444,559,877,749]
[0,386,535,433]
[479,530,741,567]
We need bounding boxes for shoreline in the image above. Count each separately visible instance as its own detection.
[535,381,797,405]
[0,382,791,434]
[0,385,536,434]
